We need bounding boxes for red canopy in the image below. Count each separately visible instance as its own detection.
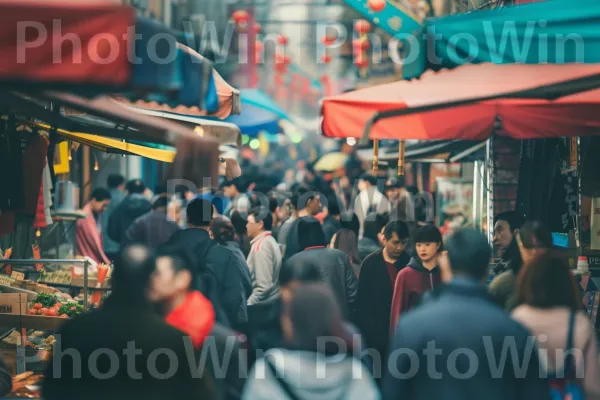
[320,63,600,140]
[0,1,133,88]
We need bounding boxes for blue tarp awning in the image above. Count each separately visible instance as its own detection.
[240,89,289,120]
[224,103,280,137]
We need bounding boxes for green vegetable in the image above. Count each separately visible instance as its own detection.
[58,302,84,318]
[32,293,58,308]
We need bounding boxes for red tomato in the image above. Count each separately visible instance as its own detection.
[33,303,42,310]
[47,308,58,317]
[40,308,48,315]
[60,314,68,318]
[35,310,43,316]
[27,309,36,315]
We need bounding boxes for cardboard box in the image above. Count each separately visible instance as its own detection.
[0,294,28,315]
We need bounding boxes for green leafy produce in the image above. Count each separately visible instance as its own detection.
[32,293,58,308]
[58,302,84,318]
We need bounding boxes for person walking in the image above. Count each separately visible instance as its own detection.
[247,207,283,306]
[512,252,600,399]
[122,196,181,248]
[285,217,357,320]
[243,284,380,400]
[76,188,111,265]
[356,220,411,375]
[103,174,125,259]
[283,186,322,260]
[330,228,361,276]
[383,229,549,400]
[389,224,443,333]
[107,179,152,245]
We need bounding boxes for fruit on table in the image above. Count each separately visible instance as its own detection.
[32,303,42,310]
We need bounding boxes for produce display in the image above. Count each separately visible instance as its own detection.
[38,270,71,284]
[26,294,83,318]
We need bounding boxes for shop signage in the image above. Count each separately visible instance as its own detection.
[10,271,24,280]
[0,275,13,286]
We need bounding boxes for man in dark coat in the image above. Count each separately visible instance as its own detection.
[356,220,411,379]
[43,245,212,400]
[107,179,152,245]
[163,198,249,333]
[284,217,357,320]
[123,196,180,248]
[283,186,322,260]
[382,229,549,400]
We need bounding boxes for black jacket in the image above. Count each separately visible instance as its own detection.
[383,278,549,400]
[356,248,410,364]
[123,210,181,248]
[285,247,358,320]
[247,296,283,355]
[164,228,249,332]
[43,296,213,400]
[108,194,152,244]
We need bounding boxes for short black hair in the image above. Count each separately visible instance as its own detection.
[107,174,125,189]
[156,245,198,288]
[384,220,409,240]
[294,186,318,210]
[187,198,213,227]
[230,210,247,235]
[385,176,405,190]
[126,179,146,194]
[494,211,525,233]
[340,212,360,237]
[326,195,341,217]
[224,177,244,190]
[249,207,273,231]
[152,196,169,210]
[415,224,443,245]
[279,259,323,287]
[360,174,378,186]
[113,245,156,301]
[445,229,491,280]
[298,217,326,250]
[363,212,388,243]
[91,188,111,202]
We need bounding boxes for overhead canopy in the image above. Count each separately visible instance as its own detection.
[404,0,600,79]
[241,89,289,120]
[224,103,281,137]
[321,63,600,141]
[357,140,486,163]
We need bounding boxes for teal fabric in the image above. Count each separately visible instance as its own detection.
[404,0,600,79]
[241,89,290,120]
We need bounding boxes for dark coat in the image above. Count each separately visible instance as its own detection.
[285,247,358,320]
[223,240,252,298]
[247,296,283,355]
[122,210,181,248]
[356,249,410,364]
[322,215,342,243]
[357,237,380,262]
[107,194,151,244]
[383,279,550,400]
[42,296,213,400]
[164,228,249,332]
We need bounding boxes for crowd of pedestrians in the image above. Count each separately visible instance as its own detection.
[61,163,600,400]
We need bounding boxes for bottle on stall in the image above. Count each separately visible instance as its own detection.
[577,256,590,275]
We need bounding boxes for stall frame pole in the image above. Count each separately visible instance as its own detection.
[486,137,495,245]
[0,259,92,311]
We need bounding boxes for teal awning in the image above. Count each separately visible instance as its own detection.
[404,0,600,79]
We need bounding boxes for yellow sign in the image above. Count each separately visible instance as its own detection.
[53,141,70,175]
[0,275,14,286]
[10,272,24,281]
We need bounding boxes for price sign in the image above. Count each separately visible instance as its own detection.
[10,271,24,280]
[0,275,14,286]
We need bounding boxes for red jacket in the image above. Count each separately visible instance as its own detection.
[389,257,441,333]
[166,291,215,349]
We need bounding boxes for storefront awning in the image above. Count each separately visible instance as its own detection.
[357,140,486,163]
[321,63,600,142]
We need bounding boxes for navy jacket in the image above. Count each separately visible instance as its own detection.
[383,278,550,400]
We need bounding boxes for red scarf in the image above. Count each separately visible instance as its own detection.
[166,291,215,349]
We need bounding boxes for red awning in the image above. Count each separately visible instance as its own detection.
[321,63,600,141]
[0,0,133,88]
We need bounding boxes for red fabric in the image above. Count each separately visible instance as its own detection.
[389,265,442,333]
[166,291,215,349]
[19,135,48,215]
[0,1,133,86]
[321,63,600,140]
[76,203,110,265]
[32,178,46,229]
[385,261,398,286]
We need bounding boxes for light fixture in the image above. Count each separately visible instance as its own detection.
[249,138,260,149]
[346,137,357,146]
[241,134,250,145]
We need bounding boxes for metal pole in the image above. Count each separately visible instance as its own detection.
[0,259,90,265]
[486,137,495,245]
[83,259,89,311]
[577,136,582,253]
[472,161,480,232]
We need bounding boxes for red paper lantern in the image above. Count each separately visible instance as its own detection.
[277,35,289,46]
[255,41,263,52]
[275,63,288,73]
[321,54,332,64]
[253,23,262,34]
[232,10,249,24]
[321,35,336,46]
[354,58,369,69]
[352,38,370,51]
[368,0,386,12]
[275,54,291,65]
[354,19,371,35]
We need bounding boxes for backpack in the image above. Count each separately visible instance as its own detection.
[548,311,585,400]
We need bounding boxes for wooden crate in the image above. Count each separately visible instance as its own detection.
[0,294,28,315]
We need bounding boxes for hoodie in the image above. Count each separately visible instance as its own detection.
[242,349,380,400]
[166,291,215,349]
[389,257,441,333]
[107,193,152,244]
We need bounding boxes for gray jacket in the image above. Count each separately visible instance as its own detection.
[247,232,282,305]
[243,349,380,400]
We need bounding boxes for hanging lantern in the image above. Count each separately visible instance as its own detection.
[277,35,289,46]
[321,54,332,64]
[275,63,288,73]
[354,19,371,35]
[255,41,263,52]
[352,38,371,52]
[372,140,379,172]
[321,35,336,46]
[232,10,249,24]
[253,23,262,34]
[354,55,369,68]
[283,55,291,65]
[368,0,386,12]
[398,140,406,176]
